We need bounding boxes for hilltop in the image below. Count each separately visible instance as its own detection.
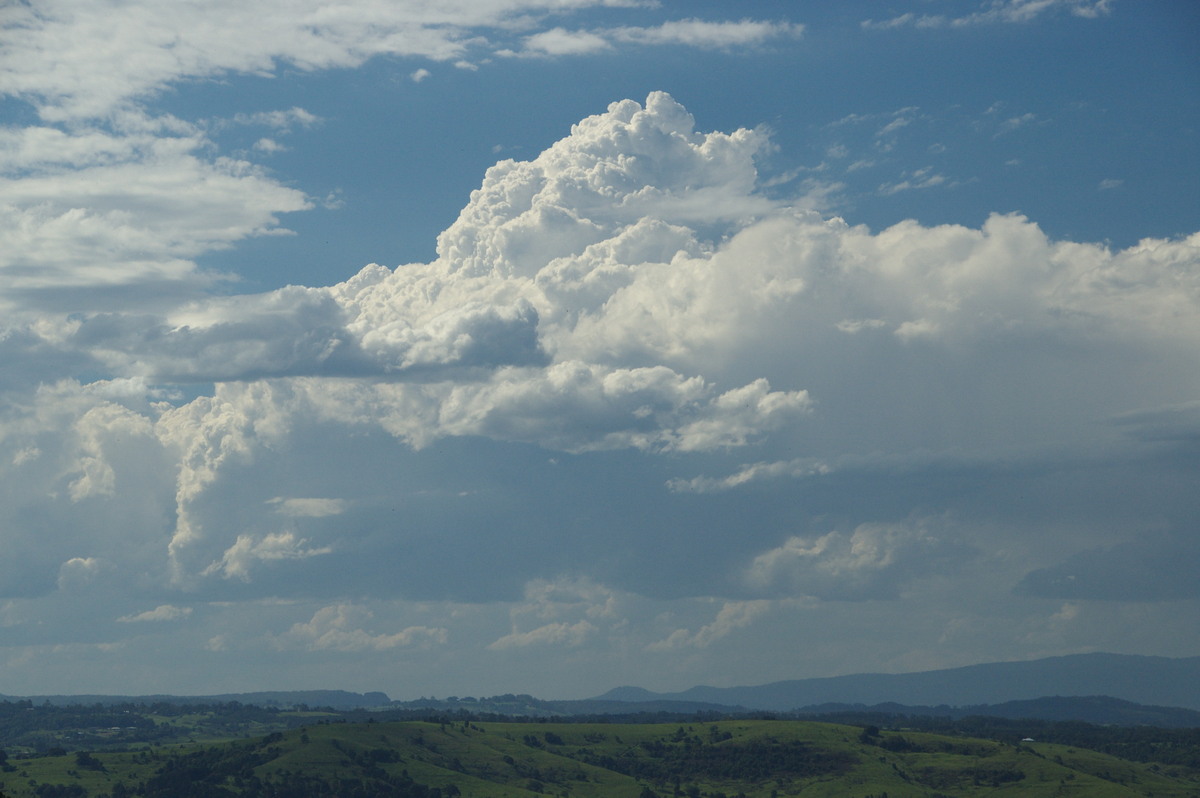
[2,717,1199,797]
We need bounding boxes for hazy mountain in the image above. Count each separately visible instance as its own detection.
[596,653,1200,711]
[0,689,392,711]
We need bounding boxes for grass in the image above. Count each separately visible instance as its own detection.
[1,718,1197,797]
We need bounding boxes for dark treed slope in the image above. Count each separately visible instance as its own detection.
[3,718,1200,798]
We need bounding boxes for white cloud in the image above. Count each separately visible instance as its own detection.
[56,557,105,591]
[489,619,597,649]
[863,0,1113,30]
[489,577,620,651]
[745,519,973,601]
[608,19,803,49]
[647,600,770,650]
[252,137,286,153]
[0,87,1196,698]
[231,107,321,130]
[202,531,333,581]
[996,112,1037,135]
[519,27,613,56]
[410,68,432,82]
[6,94,1199,602]
[514,19,801,57]
[268,497,347,518]
[667,458,830,494]
[0,118,310,312]
[281,604,447,652]
[3,3,799,122]
[118,604,192,623]
[878,166,950,195]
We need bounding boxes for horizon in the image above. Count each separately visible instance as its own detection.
[1,1,1198,701]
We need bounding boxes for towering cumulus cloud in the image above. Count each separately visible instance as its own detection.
[1,93,1198,690]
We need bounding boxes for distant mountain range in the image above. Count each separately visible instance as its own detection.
[0,689,393,711]
[595,653,1200,712]
[5,653,1198,725]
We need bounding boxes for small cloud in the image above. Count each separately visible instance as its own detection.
[253,137,286,153]
[609,19,803,50]
[647,601,769,650]
[410,68,431,82]
[320,190,345,210]
[1018,533,1200,602]
[864,1,1113,30]
[203,531,333,581]
[514,19,802,58]
[876,116,911,137]
[744,519,972,601]
[668,458,830,493]
[267,497,347,518]
[118,604,192,623]
[232,107,321,131]
[13,446,41,465]
[1098,178,1123,191]
[996,112,1036,135]
[57,557,105,590]
[878,166,950,195]
[281,604,447,652]
[520,27,612,56]
[488,619,596,649]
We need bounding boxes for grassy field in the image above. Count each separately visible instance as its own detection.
[2,718,1197,797]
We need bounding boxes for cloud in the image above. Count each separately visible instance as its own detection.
[202,532,333,581]
[608,19,803,49]
[489,619,597,649]
[2,93,1197,609]
[268,497,347,518]
[863,0,1113,30]
[745,519,974,601]
[57,557,106,591]
[0,118,310,313]
[520,28,613,56]
[647,600,770,650]
[281,604,447,652]
[878,166,951,195]
[3,3,798,122]
[0,92,1197,657]
[118,604,192,623]
[1109,401,1200,447]
[1018,535,1200,602]
[513,19,802,57]
[486,577,621,650]
[667,458,831,493]
[230,107,321,131]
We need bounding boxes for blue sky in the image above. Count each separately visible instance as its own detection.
[0,0,1198,700]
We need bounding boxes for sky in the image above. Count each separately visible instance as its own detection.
[0,0,1198,701]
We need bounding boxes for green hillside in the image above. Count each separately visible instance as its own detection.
[1,718,1197,798]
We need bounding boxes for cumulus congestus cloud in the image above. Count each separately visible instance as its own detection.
[0,93,1197,669]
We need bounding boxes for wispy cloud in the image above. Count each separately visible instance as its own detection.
[511,19,802,57]
[118,604,192,623]
[647,601,770,650]
[281,604,447,652]
[863,0,1113,30]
